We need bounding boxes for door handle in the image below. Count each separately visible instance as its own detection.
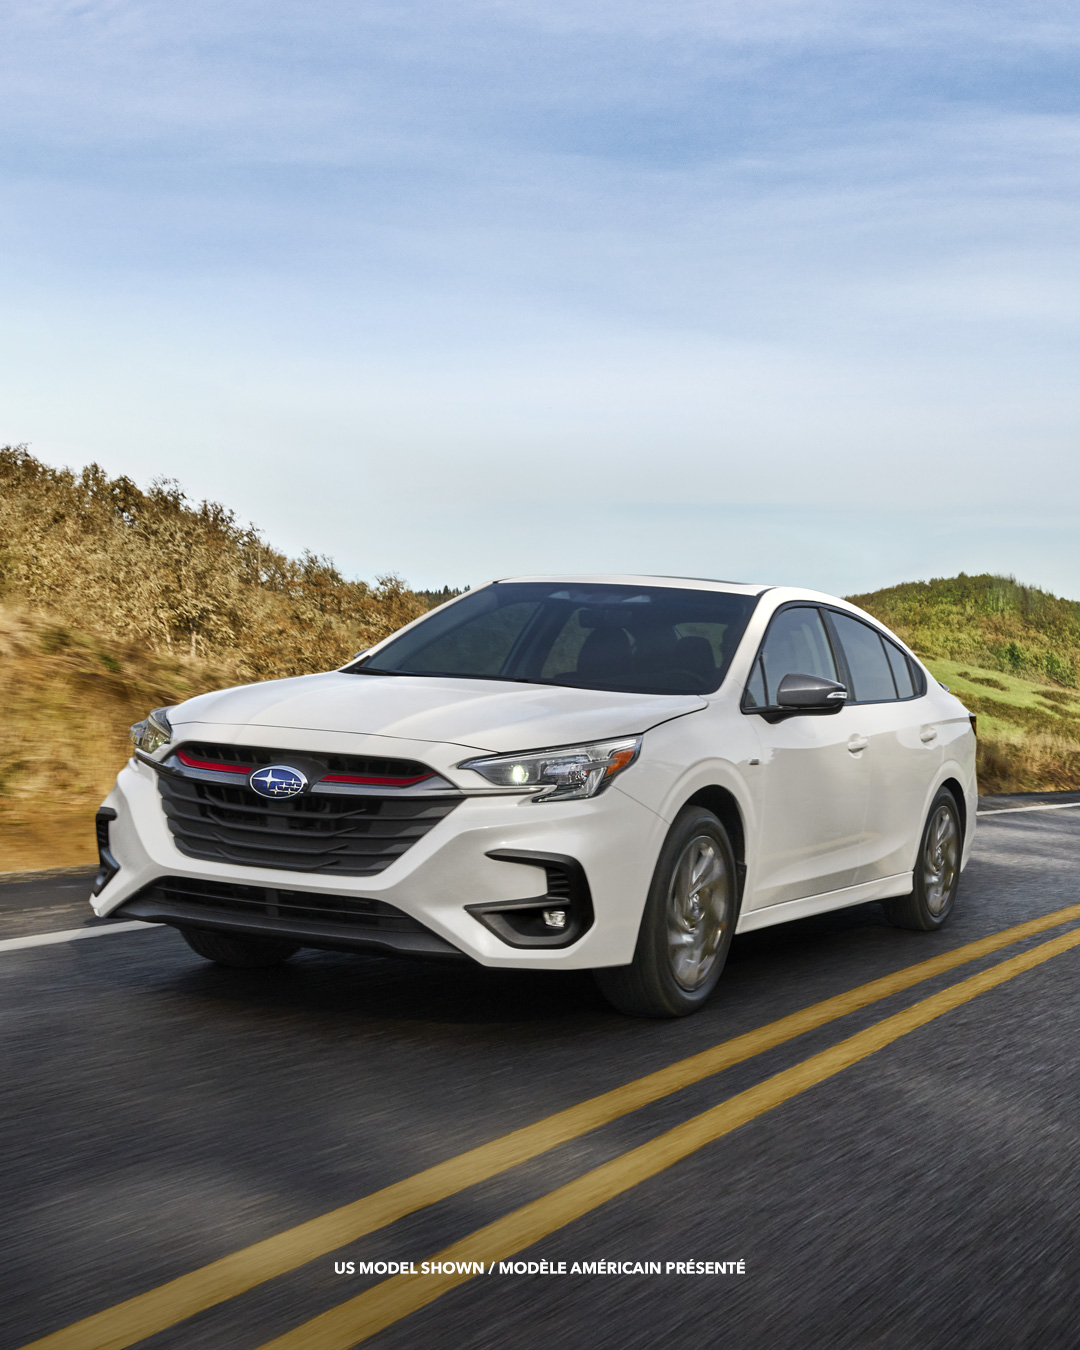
[847,736,869,753]
[920,728,938,744]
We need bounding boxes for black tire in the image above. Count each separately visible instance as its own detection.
[883,788,963,931]
[594,806,737,1018]
[179,927,300,968]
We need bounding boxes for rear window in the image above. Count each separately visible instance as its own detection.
[352,582,759,695]
[884,639,916,698]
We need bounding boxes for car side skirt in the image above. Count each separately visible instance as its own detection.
[735,872,913,934]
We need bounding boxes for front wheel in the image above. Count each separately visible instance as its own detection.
[594,806,737,1018]
[883,788,962,931]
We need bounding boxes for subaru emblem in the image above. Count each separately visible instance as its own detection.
[249,765,308,799]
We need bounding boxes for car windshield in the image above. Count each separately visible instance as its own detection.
[350,582,759,695]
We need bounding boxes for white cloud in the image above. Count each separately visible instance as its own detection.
[2,0,1080,594]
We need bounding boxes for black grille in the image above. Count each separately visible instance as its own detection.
[543,866,573,900]
[158,766,460,876]
[178,742,435,781]
[134,875,428,931]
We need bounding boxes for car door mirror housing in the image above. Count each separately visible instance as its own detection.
[744,673,849,720]
[776,673,848,713]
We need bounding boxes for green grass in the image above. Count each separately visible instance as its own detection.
[919,658,1080,794]
[850,573,1080,688]
[924,659,1080,737]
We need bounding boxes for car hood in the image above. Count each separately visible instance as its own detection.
[169,672,706,753]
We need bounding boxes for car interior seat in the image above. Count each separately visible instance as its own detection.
[671,635,717,686]
[573,626,633,683]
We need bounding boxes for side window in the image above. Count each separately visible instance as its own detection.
[884,639,916,698]
[829,613,897,702]
[755,607,838,705]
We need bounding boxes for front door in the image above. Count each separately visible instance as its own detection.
[744,606,871,909]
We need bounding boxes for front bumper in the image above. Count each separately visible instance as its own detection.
[93,756,665,969]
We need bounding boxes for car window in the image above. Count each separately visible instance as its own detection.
[356,582,759,695]
[673,622,729,665]
[829,613,898,702]
[539,608,738,691]
[884,639,916,698]
[756,607,838,705]
[389,600,542,675]
[540,609,591,678]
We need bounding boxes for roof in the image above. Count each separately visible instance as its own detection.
[492,573,771,596]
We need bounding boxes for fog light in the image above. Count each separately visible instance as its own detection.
[542,909,568,930]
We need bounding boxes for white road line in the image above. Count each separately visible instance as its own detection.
[0,921,154,953]
[978,802,1080,818]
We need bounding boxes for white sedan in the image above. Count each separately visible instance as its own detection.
[99,575,976,1017]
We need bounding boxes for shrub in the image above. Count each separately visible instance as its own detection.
[0,445,431,677]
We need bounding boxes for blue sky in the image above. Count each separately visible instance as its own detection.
[2,0,1078,595]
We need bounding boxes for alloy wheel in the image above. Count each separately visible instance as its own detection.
[922,803,959,915]
[665,834,731,991]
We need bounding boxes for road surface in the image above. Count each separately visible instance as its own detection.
[3,794,1080,1349]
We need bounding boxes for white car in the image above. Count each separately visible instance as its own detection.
[96,575,977,1017]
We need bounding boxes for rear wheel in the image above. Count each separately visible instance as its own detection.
[594,806,737,1018]
[179,927,300,968]
[884,788,962,931]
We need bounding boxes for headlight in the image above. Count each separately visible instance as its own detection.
[459,736,641,803]
[130,707,174,755]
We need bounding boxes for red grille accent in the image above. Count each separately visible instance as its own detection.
[177,750,252,775]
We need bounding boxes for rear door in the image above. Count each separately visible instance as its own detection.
[744,605,872,910]
[824,610,941,885]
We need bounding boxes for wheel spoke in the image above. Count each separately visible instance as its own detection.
[665,833,732,992]
[922,804,959,915]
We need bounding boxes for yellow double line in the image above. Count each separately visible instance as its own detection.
[23,904,1080,1350]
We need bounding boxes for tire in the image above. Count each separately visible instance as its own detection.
[883,788,962,931]
[179,927,300,968]
[594,806,737,1018]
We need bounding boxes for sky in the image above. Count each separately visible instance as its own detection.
[2,0,1078,596]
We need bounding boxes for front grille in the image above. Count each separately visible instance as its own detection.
[177,742,435,783]
[135,875,428,931]
[158,748,461,875]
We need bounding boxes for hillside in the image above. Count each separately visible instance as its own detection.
[0,445,431,678]
[851,574,1080,795]
[0,446,441,870]
[848,574,1080,688]
[2,448,1078,869]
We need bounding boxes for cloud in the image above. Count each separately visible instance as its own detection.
[2,0,1079,593]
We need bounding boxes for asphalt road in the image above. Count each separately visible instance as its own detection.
[3,796,1080,1350]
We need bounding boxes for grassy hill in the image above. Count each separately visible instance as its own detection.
[1,447,1077,869]
[0,444,431,678]
[850,575,1080,795]
[0,446,440,870]
[848,574,1080,687]
[0,608,235,869]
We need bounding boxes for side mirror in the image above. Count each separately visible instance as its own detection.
[776,672,848,713]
